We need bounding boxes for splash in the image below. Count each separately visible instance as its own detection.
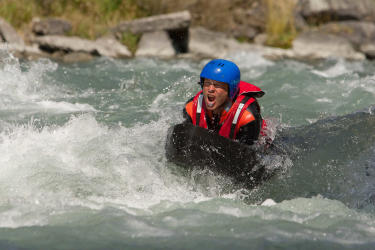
[0,51,95,115]
[0,114,218,227]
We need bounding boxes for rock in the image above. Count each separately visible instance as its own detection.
[261,198,277,207]
[2,43,47,60]
[292,31,365,60]
[113,11,190,56]
[233,3,266,32]
[33,35,99,54]
[360,43,375,59]
[167,28,189,53]
[95,36,131,58]
[318,21,375,48]
[0,17,24,45]
[299,0,375,23]
[32,35,131,58]
[231,25,258,41]
[188,27,295,60]
[188,27,240,58]
[137,0,250,35]
[135,31,175,58]
[32,18,72,36]
[62,52,94,63]
[294,12,308,31]
[239,43,296,61]
[254,33,268,45]
[261,46,296,60]
[113,11,191,34]
[22,44,48,59]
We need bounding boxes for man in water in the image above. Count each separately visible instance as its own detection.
[183,59,266,145]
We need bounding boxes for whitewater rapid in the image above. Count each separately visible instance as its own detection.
[0,49,375,249]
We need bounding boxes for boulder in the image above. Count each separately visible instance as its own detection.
[294,12,308,31]
[32,35,99,54]
[32,35,131,58]
[231,1,306,39]
[292,31,365,60]
[113,11,191,34]
[167,28,189,53]
[231,25,258,41]
[360,44,375,59]
[32,18,72,36]
[233,4,266,32]
[254,33,268,45]
[113,11,191,56]
[299,0,375,23]
[0,18,24,45]
[135,31,175,58]
[259,46,296,60]
[95,36,131,58]
[188,27,240,58]
[62,52,94,63]
[318,21,375,48]
[188,27,295,60]
[2,43,47,60]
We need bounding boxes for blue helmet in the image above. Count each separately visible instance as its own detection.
[200,59,241,99]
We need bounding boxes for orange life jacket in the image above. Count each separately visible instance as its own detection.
[185,81,265,140]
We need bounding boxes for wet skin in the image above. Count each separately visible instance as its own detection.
[202,78,230,115]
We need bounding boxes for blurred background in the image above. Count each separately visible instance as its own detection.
[1,0,374,61]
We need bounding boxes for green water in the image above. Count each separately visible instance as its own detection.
[0,50,375,249]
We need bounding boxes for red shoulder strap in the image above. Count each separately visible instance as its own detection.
[237,81,265,98]
[219,95,255,139]
[188,91,208,129]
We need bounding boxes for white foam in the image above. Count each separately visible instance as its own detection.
[261,199,277,207]
[356,74,375,96]
[280,83,297,92]
[228,51,274,79]
[228,51,274,68]
[35,101,97,113]
[316,98,333,103]
[198,51,273,79]
[312,61,349,78]
[0,52,59,101]
[0,114,213,227]
[217,206,244,217]
[0,51,97,115]
[312,59,363,78]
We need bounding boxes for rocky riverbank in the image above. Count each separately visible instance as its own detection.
[1,0,375,62]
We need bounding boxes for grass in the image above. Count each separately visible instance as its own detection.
[120,31,141,55]
[264,0,297,48]
[0,0,147,39]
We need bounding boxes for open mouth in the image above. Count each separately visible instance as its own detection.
[206,95,215,107]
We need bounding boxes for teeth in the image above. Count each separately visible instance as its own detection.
[206,95,215,108]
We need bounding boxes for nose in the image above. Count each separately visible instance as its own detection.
[207,83,215,92]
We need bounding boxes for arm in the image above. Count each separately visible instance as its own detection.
[183,107,193,124]
[182,96,194,124]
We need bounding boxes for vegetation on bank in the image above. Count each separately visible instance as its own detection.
[0,0,298,49]
[264,0,297,48]
[0,0,147,38]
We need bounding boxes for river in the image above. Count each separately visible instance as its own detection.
[0,49,375,249]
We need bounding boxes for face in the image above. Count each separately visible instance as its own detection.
[202,78,229,113]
